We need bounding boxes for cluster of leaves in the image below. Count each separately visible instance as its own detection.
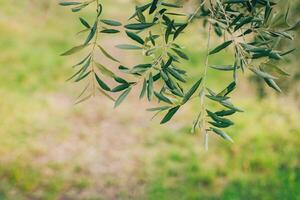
[59,0,297,144]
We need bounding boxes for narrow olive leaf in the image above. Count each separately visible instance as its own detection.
[217,82,236,96]
[59,1,82,6]
[95,62,116,78]
[75,71,91,82]
[161,2,182,8]
[166,68,186,82]
[215,110,236,117]
[129,3,151,20]
[66,68,83,81]
[84,22,97,45]
[147,106,172,112]
[76,83,90,100]
[264,78,282,93]
[174,23,188,40]
[250,67,278,80]
[100,19,122,26]
[210,65,235,71]
[74,57,91,81]
[95,74,111,91]
[111,84,129,92]
[114,77,128,84]
[72,54,91,68]
[160,106,181,124]
[154,92,173,104]
[280,48,295,57]
[98,88,115,102]
[114,87,132,108]
[100,29,120,34]
[209,121,232,128]
[182,78,202,104]
[234,16,253,32]
[165,20,174,43]
[206,95,230,102]
[262,63,290,76]
[71,3,89,12]
[220,100,243,112]
[124,23,154,30]
[61,44,86,56]
[116,44,142,50]
[223,0,248,4]
[206,110,234,125]
[171,48,189,60]
[79,17,91,28]
[211,127,234,143]
[149,0,158,14]
[136,7,146,22]
[147,73,154,101]
[125,31,144,45]
[97,45,120,63]
[209,40,233,55]
[139,79,147,99]
[75,94,92,105]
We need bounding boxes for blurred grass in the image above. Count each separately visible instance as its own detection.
[0,0,299,199]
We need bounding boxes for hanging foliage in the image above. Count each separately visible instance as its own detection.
[59,0,298,144]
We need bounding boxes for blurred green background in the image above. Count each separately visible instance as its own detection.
[0,0,299,199]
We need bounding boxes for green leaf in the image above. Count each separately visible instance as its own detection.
[171,48,189,60]
[182,78,202,104]
[95,74,111,91]
[206,110,234,126]
[173,23,188,40]
[111,84,130,92]
[114,87,132,108]
[262,63,290,76]
[234,16,253,32]
[147,72,154,101]
[215,110,236,117]
[250,68,277,80]
[149,0,158,14]
[217,82,236,96]
[79,17,90,28]
[124,23,154,30]
[160,106,181,124]
[84,21,97,45]
[220,100,243,112]
[75,71,91,82]
[61,44,86,56]
[125,31,144,45]
[210,65,235,71]
[100,19,122,26]
[59,1,81,6]
[165,20,174,43]
[147,106,172,112]
[264,78,282,93]
[209,40,233,55]
[95,62,116,78]
[166,67,186,82]
[98,88,115,102]
[116,44,142,50]
[206,95,230,102]
[139,79,147,99]
[161,2,182,8]
[154,92,173,104]
[210,127,234,143]
[100,29,120,34]
[97,45,120,63]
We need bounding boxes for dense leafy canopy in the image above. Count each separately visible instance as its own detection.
[59,0,298,145]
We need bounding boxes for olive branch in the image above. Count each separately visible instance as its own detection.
[59,0,298,146]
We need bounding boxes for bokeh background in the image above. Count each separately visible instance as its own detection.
[0,0,299,199]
